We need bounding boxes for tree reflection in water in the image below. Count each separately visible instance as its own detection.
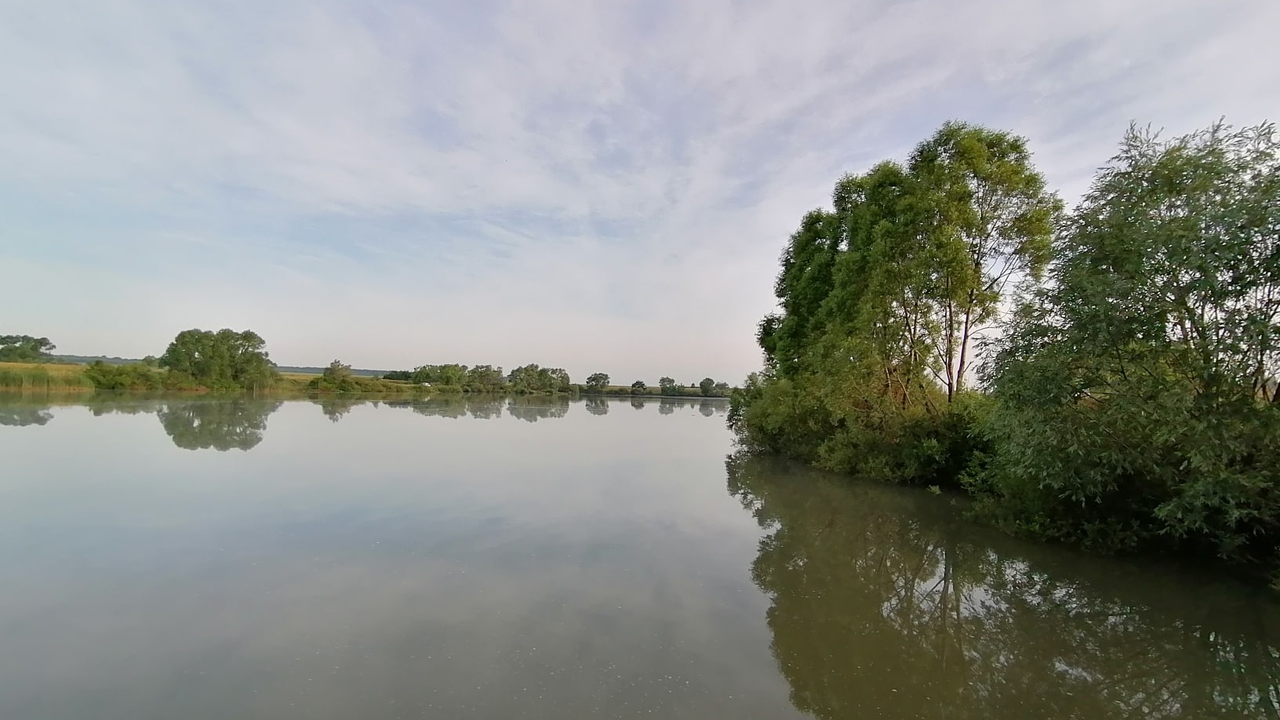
[726,452,1280,720]
[506,396,570,423]
[383,396,507,420]
[0,405,53,427]
[314,395,374,422]
[158,399,283,452]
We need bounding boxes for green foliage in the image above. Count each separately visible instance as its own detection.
[158,328,278,391]
[464,364,506,392]
[0,335,56,362]
[630,380,647,395]
[737,121,1053,484]
[585,372,610,393]
[410,363,468,388]
[908,122,1062,400]
[977,122,1280,564]
[307,360,360,392]
[306,359,428,395]
[658,376,678,395]
[0,365,94,391]
[506,364,571,394]
[83,361,170,391]
[733,118,1280,577]
[698,377,732,397]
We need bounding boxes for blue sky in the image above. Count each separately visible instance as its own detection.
[2,0,1277,382]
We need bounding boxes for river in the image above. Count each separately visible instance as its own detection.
[0,396,1276,719]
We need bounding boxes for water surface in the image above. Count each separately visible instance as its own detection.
[0,396,1276,719]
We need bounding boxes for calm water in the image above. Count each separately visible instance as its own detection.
[1,395,1277,719]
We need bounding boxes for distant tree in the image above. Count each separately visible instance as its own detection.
[324,359,353,382]
[141,355,159,368]
[586,372,610,393]
[159,328,277,391]
[0,335,55,362]
[507,364,572,394]
[507,364,544,393]
[659,376,678,395]
[464,364,506,392]
[382,370,413,382]
[699,377,716,396]
[631,380,647,395]
[411,363,468,387]
[308,359,360,392]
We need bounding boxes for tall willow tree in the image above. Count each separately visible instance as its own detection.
[909,122,1061,401]
[739,122,1055,482]
[758,209,842,378]
[979,122,1280,561]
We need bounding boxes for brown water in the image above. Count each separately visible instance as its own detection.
[0,395,1276,719]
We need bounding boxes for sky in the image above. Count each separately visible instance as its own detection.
[2,0,1278,382]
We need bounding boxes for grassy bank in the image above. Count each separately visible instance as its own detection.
[0,362,433,397]
[0,362,95,392]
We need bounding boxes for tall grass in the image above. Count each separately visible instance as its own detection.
[0,364,94,392]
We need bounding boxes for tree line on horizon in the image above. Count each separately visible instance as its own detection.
[730,119,1280,582]
[378,364,732,397]
[2,330,734,397]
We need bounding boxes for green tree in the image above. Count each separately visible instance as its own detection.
[306,359,360,392]
[507,364,571,394]
[324,359,353,382]
[159,328,277,391]
[699,377,716,396]
[0,335,55,362]
[411,363,469,388]
[734,122,1056,485]
[757,210,842,377]
[659,376,678,395]
[585,372,610,393]
[464,364,506,392]
[909,122,1062,401]
[631,380,647,395]
[979,121,1280,562]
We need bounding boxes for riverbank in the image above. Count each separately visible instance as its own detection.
[0,361,431,396]
[1,362,734,400]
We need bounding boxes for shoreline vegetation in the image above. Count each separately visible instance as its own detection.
[0,334,734,400]
[729,119,1280,587]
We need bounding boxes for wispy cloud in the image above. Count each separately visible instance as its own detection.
[1,0,1277,380]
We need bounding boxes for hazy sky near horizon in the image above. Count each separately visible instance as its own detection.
[2,0,1277,381]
